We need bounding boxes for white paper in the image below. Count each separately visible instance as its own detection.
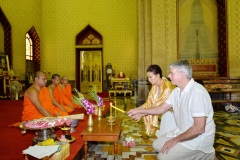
[23,145,59,159]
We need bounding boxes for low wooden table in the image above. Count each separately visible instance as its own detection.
[81,118,122,159]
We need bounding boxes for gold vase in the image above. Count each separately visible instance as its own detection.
[97,107,102,120]
[88,114,93,127]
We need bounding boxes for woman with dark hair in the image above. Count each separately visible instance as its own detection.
[134,64,176,136]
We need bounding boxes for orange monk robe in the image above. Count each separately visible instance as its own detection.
[54,84,82,108]
[63,84,81,108]
[22,87,68,121]
[53,84,80,112]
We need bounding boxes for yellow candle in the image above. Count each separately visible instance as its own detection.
[114,100,116,116]
[111,105,125,113]
[110,102,112,118]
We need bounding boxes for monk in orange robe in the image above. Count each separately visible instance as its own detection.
[54,76,81,109]
[48,74,74,113]
[22,71,67,121]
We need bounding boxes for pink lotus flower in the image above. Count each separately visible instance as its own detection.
[123,136,136,148]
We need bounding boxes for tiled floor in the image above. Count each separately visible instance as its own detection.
[82,96,240,160]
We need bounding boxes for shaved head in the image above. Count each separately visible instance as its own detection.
[61,76,68,80]
[34,71,46,78]
[52,74,60,80]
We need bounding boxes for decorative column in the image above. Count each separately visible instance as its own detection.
[137,0,152,103]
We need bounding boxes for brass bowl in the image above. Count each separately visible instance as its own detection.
[60,127,71,135]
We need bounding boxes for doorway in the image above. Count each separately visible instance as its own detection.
[75,25,103,92]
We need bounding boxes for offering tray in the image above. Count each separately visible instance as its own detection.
[19,117,72,145]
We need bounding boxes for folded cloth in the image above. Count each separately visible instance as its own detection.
[225,104,240,113]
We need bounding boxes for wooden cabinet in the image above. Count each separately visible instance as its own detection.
[109,78,132,96]
[208,89,240,104]
[201,79,240,107]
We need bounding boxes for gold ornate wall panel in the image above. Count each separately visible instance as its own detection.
[137,0,145,80]
[138,0,152,101]
[152,0,177,77]
[228,0,240,77]
[144,0,152,72]
[138,0,177,102]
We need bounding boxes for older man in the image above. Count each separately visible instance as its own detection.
[128,60,215,160]
[22,71,59,121]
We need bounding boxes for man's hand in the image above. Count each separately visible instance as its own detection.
[160,138,178,154]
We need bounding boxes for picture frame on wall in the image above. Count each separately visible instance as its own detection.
[177,0,228,78]
[0,54,10,72]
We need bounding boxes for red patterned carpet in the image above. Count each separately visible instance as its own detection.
[0,100,111,160]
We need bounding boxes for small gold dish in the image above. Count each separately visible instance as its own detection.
[60,127,71,135]
[67,137,75,143]
[58,136,75,143]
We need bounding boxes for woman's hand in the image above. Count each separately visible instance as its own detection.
[127,108,145,122]
[130,113,145,122]
[127,108,140,117]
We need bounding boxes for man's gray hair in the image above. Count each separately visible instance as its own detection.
[169,60,192,80]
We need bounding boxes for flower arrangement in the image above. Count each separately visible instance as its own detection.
[89,85,104,107]
[73,88,95,114]
[20,117,72,130]
[123,136,136,148]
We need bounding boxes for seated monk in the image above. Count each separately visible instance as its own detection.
[22,71,67,121]
[48,74,74,114]
[54,76,81,108]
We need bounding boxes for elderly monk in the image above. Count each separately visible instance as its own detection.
[48,74,74,113]
[22,71,62,121]
[54,76,81,109]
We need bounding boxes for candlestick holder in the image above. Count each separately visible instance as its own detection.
[106,116,116,126]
